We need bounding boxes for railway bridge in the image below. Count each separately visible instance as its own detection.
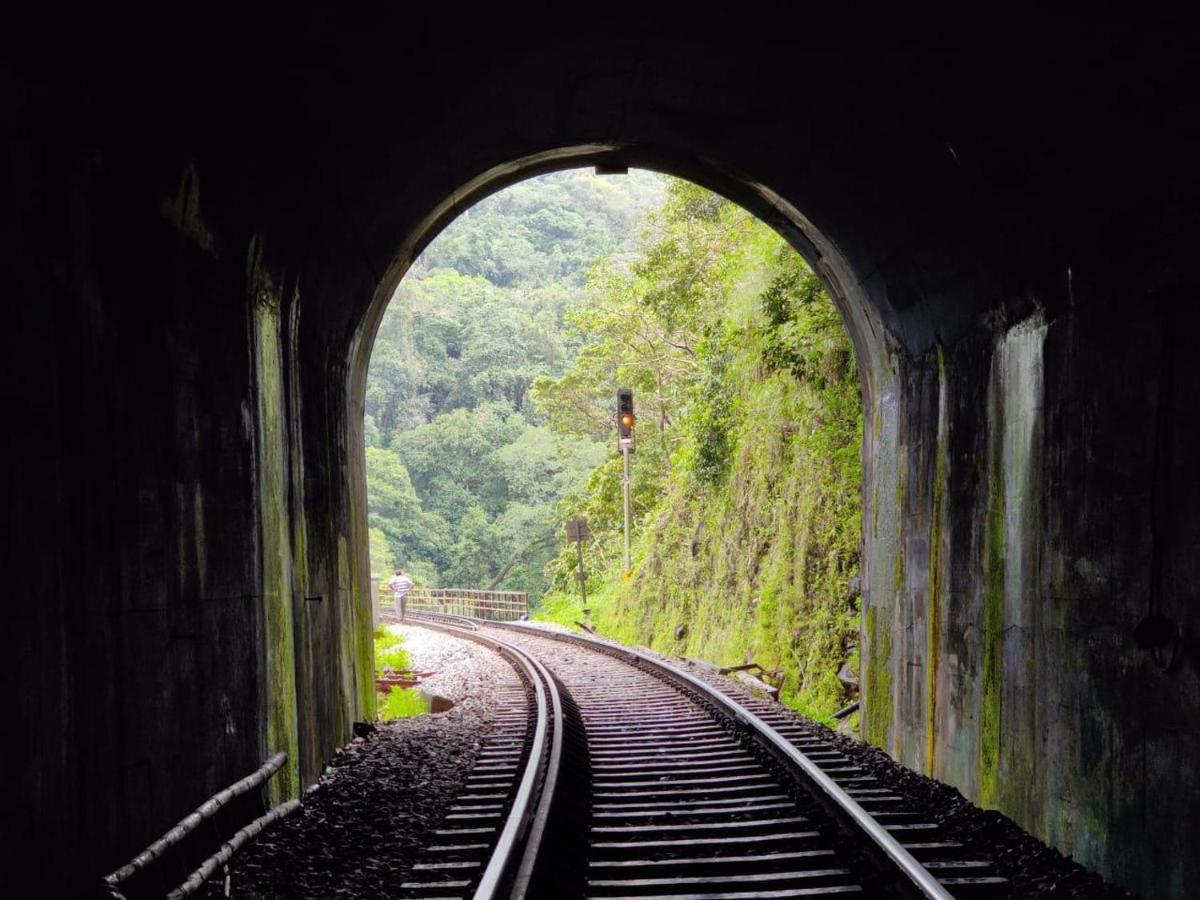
[3,10,1198,897]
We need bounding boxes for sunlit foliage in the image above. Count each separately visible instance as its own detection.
[535,181,863,719]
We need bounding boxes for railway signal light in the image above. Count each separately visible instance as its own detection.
[617,389,634,574]
[617,388,635,449]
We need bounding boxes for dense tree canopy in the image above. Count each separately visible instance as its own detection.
[364,169,663,594]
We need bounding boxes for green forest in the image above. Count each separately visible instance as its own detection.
[366,171,863,721]
[365,170,666,595]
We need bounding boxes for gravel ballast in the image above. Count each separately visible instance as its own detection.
[206,625,518,898]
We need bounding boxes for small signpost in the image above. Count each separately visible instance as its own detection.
[567,517,590,604]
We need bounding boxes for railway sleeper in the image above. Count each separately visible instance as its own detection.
[593,801,798,823]
[590,830,828,855]
[592,815,812,839]
[588,870,861,897]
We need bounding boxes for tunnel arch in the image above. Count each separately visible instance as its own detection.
[347,144,890,427]
[343,150,896,758]
[338,150,902,739]
[8,17,1197,896]
[350,149,883,699]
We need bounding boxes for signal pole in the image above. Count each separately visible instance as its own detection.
[622,444,631,574]
[617,389,635,575]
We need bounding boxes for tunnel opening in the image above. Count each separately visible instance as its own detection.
[357,161,875,728]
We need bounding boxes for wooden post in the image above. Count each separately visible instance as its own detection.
[566,518,590,607]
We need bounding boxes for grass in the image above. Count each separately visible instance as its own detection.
[373,628,427,719]
[374,628,411,673]
[532,592,587,629]
[378,686,428,719]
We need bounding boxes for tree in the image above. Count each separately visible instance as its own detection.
[364,169,668,593]
[368,527,394,577]
[365,446,452,575]
[444,507,502,588]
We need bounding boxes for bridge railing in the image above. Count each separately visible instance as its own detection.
[379,585,528,622]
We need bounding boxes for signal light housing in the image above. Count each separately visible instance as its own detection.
[617,388,635,449]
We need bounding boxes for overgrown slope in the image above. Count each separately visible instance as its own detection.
[536,181,863,721]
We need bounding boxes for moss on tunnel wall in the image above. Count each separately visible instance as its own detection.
[980,374,1006,809]
[924,344,949,774]
[860,350,903,753]
[864,603,894,745]
[253,294,300,804]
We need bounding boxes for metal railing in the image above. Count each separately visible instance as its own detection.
[103,752,299,899]
[379,586,528,622]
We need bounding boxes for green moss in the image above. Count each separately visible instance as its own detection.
[254,300,300,804]
[980,381,1006,808]
[864,604,894,746]
[892,449,905,593]
[345,503,375,720]
[925,346,948,775]
[346,475,378,722]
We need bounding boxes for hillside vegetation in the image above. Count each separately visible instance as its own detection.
[366,172,862,721]
[533,181,863,721]
[365,170,665,595]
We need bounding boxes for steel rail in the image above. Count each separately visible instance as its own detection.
[507,652,564,898]
[482,620,956,900]
[403,617,562,899]
[404,610,480,632]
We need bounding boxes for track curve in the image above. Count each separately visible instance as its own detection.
[402,614,1007,899]
[396,618,564,899]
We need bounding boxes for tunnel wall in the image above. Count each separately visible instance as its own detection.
[0,141,373,892]
[4,14,1198,897]
[862,286,1200,894]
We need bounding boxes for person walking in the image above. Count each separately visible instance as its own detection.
[387,569,415,619]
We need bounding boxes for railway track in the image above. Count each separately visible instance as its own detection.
[399,614,1008,899]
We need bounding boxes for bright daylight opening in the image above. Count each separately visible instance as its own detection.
[366,170,863,727]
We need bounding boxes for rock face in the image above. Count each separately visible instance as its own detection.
[838,661,860,694]
[2,11,1198,897]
